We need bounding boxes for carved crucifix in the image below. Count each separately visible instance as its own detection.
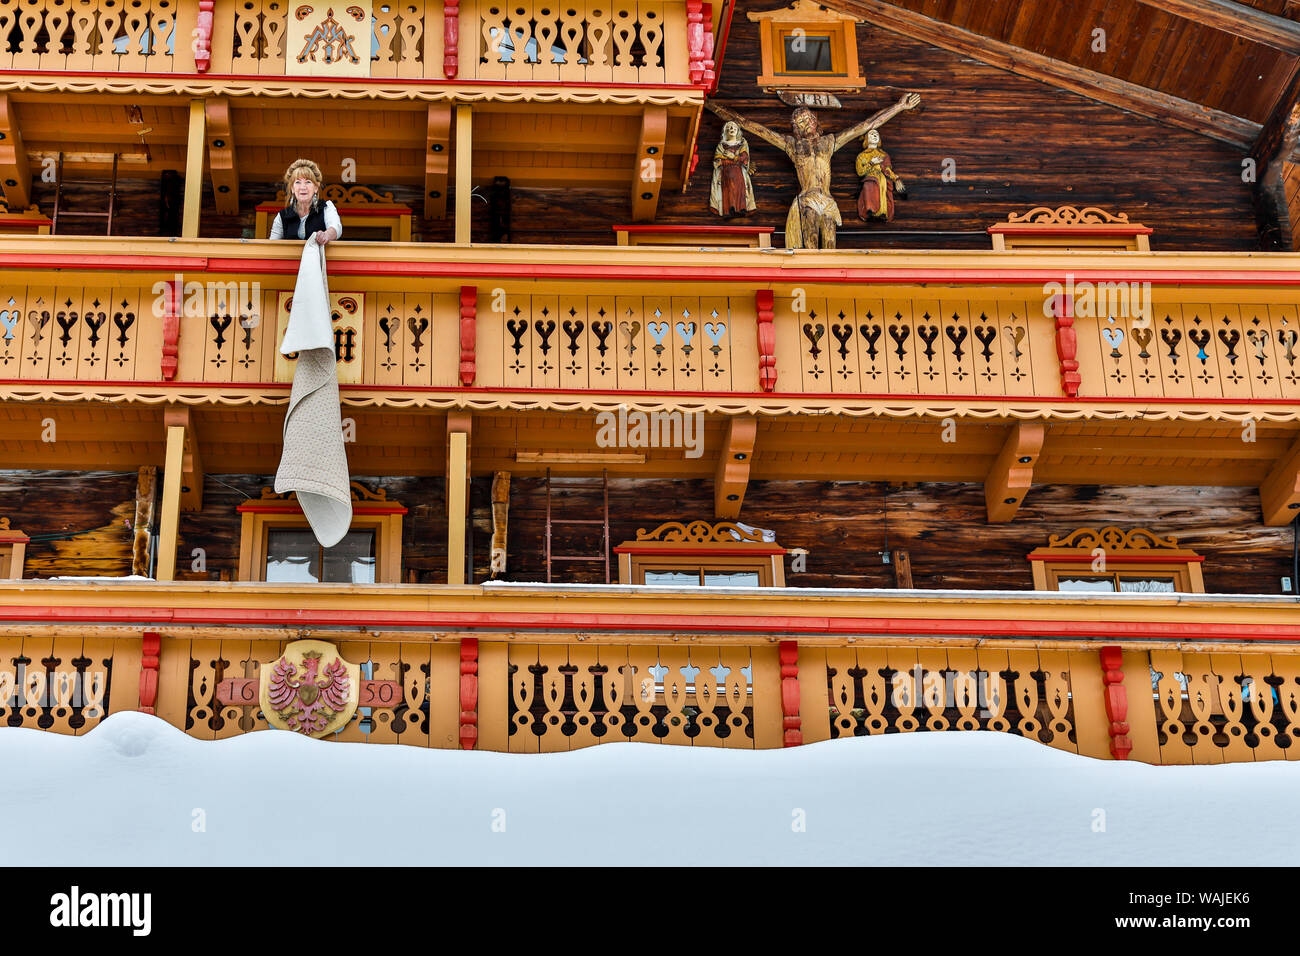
[707,92,920,249]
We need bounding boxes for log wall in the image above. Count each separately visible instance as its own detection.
[1,470,1289,593]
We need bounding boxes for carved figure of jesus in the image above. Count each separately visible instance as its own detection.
[707,92,921,250]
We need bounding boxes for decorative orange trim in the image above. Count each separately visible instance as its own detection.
[614,224,774,235]
[614,545,786,555]
[254,204,413,217]
[1026,553,1205,564]
[1099,645,1132,760]
[9,251,1300,287]
[779,640,800,747]
[989,223,1153,237]
[7,604,1300,642]
[236,502,408,515]
[459,637,478,750]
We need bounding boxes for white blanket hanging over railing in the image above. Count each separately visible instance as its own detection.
[273,238,352,548]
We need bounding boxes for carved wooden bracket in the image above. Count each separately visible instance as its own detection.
[139,630,161,714]
[193,0,214,72]
[459,285,477,386]
[779,640,801,747]
[756,289,776,391]
[459,637,479,750]
[444,0,460,79]
[1052,292,1080,398]
[160,278,180,381]
[1099,645,1132,760]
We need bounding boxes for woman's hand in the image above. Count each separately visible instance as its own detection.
[314,229,331,246]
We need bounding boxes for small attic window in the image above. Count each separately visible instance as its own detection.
[748,0,865,91]
[780,32,834,73]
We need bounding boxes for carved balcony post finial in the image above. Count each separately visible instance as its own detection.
[1099,645,1132,760]
[459,285,477,386]
[1053,291,1080,398]
[444,0,460,79]
[756,289,776,391]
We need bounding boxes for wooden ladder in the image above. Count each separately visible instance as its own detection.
[544,468,611,584]
[52,152,118,235]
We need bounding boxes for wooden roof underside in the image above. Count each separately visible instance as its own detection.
[1,402,1295,487]
[1,94,694,192]
[832,0,1300,157]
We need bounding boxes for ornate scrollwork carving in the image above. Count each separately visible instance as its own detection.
[1004,205,1132,226]
[1046,526,1181,551]
[634,520,767,544]
[257,481,389,502]
[274,184,398,206]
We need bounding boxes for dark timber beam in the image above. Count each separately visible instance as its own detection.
[836,0,1260,150]
[1133,0,1300,57]
[1251,63,1300,248]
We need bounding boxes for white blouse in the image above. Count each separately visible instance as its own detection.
[268,200,343,240]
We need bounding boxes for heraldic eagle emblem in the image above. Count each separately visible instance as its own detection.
[259,639,360,738]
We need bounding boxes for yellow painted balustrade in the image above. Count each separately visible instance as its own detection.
[5,628,1300,764]
[0,0,690,84]
[5,278,1300,412]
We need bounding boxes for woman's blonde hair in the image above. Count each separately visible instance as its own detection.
[283,159,323,208]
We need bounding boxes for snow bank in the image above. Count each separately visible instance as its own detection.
[1,712,1296,866]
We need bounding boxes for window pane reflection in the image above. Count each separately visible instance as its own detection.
[704,570,761,587]
[1118,577,1176,593]
[267,529,376,583]
[644,571,699,586]
[783,34,832,72]
[1058,576,1116,592]
[266,529,320,582]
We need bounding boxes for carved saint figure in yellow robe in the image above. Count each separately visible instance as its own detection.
[707,93,920,250]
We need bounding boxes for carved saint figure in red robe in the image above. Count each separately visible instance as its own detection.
[710,121,757,217]
[855,128,906,222]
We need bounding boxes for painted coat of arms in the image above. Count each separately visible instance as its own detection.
[287,3,373,78]
[259,639,360,737]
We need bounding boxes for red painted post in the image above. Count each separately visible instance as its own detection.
[444,0,460,79]
[459,637,478,749]
[160,278,180,381]
[755,289,776,392]
[1099,645,1132,759]
[459,285,477,386]
[139,630,161,715]
[779,640,801,746]
[686,0,705,84]
[1053,292,1080,398]
[193,0,214,72]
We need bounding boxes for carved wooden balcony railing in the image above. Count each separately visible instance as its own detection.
[0,0,695,86]
[2,581,1300,763]
[3,242,1300,419]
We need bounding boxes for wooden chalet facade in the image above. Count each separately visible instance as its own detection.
[2,0,1300,763]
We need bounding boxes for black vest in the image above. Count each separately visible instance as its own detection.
[277,202,328,240]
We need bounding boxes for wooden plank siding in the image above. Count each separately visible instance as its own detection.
[3,468,1291,593]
